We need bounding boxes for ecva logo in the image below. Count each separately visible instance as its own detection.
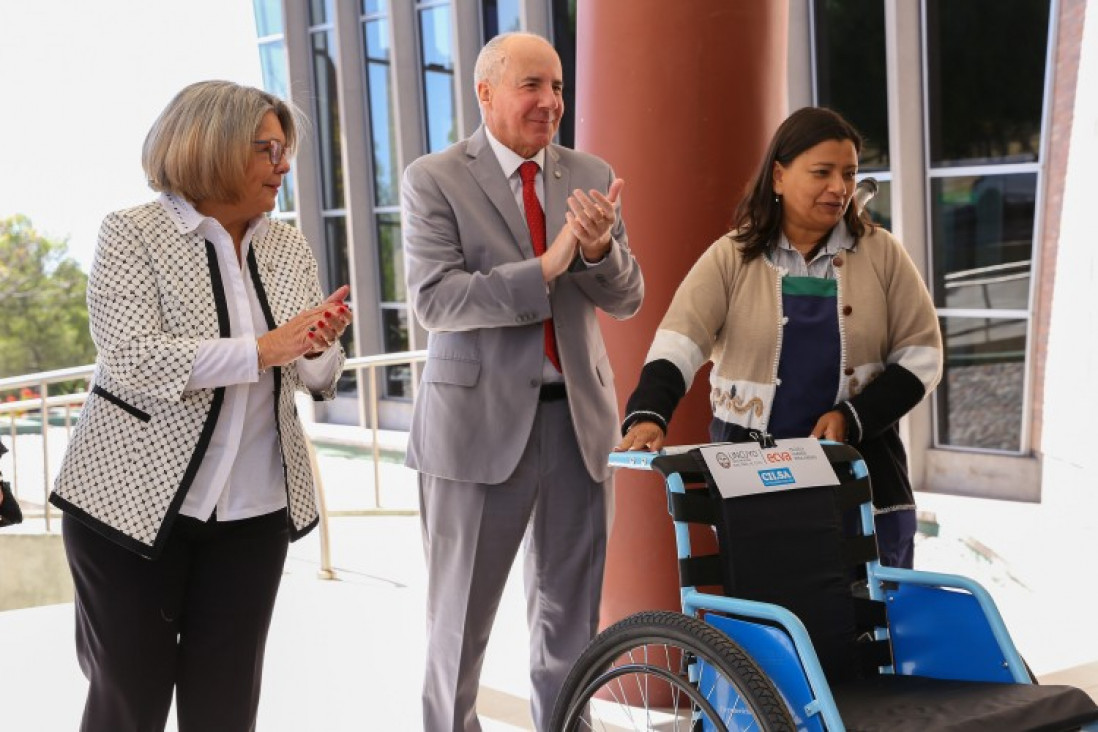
[758,467,795,487]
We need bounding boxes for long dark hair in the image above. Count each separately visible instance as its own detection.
[732,107,872,261]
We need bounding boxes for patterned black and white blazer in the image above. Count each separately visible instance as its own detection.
[50,200,344,559]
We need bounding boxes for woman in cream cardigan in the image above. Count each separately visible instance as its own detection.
[617,107,942,569]
[50,81,352,731]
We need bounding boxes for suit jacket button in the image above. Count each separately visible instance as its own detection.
[844,367,855,376]
[842,305,853,315]
[530,378,539,388]
[833,256,844,267]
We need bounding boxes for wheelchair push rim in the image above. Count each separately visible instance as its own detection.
[552,610,796,732]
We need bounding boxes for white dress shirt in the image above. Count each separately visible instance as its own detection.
[159,193,339,521]
[483,127,588,384]
[767,224,857,280]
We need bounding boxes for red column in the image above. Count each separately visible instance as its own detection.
[575,1,790,626]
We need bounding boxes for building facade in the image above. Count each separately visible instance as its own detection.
[252,0,1093,502]
[251,0,573,431]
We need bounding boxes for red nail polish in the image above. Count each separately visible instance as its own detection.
[307,332,315,339]
[318,320,327,327]
[324,311,332,317]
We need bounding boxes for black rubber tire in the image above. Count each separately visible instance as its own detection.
[551,610,797,731]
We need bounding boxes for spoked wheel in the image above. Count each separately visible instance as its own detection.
[551,611,796,732]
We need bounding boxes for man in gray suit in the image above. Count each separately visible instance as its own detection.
[401,31,644,732]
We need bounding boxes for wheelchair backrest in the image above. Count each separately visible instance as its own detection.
[652,442,892,685]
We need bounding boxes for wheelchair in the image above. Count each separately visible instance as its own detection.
[551,440,1098,731]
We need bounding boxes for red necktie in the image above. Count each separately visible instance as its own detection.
[518,161,561,372]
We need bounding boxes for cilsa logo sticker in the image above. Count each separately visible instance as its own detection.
[758,467,795,487]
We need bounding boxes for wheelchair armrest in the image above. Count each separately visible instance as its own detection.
[872,566,1029,683]
[607,450,658,470]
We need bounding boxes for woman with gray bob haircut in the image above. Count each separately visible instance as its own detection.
[50,80,352,731]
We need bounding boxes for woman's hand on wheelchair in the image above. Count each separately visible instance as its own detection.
[615,421,666,452]
[810,409,847,442]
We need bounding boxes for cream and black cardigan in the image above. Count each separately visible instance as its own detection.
[624,225,943,510]
[50,200,343,559]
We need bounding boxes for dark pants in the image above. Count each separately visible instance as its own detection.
[62,509,290,732]
[874,509,917,569]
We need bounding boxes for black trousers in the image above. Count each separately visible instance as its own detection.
[62,509,290,732]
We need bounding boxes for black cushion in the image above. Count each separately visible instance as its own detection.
[833,674,1098,731]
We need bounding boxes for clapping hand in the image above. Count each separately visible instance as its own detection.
[257,285,353,369]
[567,178,624,263]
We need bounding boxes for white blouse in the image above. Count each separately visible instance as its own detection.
[160,193,339,522]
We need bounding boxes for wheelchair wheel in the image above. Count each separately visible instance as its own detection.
[552,610,795,731]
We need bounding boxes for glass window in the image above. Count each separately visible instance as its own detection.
[362,0,384,14]
[936,316,1026,452]
[482,0,522,39]
[324,214,356,394]
[424,71,457,152]
[253,0,283,36]
[419,5,453,70]
[925,0,1051,168]
[366,64,399,206]
[549,0,577,148]
[419,5,456,153]
[311,30,345,210]
[925,3,1050,454]
[930,173,1035,311]
[309,0,335,26]
[335,332,358,393]
[363,12,397,208]
[363,2,409,401]
[251,7,296,219]
[377,213,404,303]
[277,164,297,213]
[325,216,350,294]
[812,0,889,170]
[381,307,411,399]
[364,17,390,61]
[258,41,290,105]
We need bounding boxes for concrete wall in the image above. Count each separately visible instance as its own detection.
[1042,2,1096,510]
[0,532,73,612]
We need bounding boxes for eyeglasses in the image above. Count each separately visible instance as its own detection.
[252,139,288,166]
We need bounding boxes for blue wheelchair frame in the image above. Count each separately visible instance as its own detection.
[610,448,1098,731]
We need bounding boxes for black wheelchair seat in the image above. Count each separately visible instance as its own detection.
[833,674,1098,731]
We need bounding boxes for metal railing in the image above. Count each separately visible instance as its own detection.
[342,350,426,511]
[942,259,1030,311]
[0,350,427,578]
[0,365,92,531]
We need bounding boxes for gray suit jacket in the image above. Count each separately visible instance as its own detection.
[402,126,644,484]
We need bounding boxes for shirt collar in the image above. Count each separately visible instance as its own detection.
[157,192,271,243]
[483,126,546,179]
[776,222,857,258]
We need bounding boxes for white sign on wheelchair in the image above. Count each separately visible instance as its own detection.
[697,438,840,498]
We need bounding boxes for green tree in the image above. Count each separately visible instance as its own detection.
[0,215,95,382]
